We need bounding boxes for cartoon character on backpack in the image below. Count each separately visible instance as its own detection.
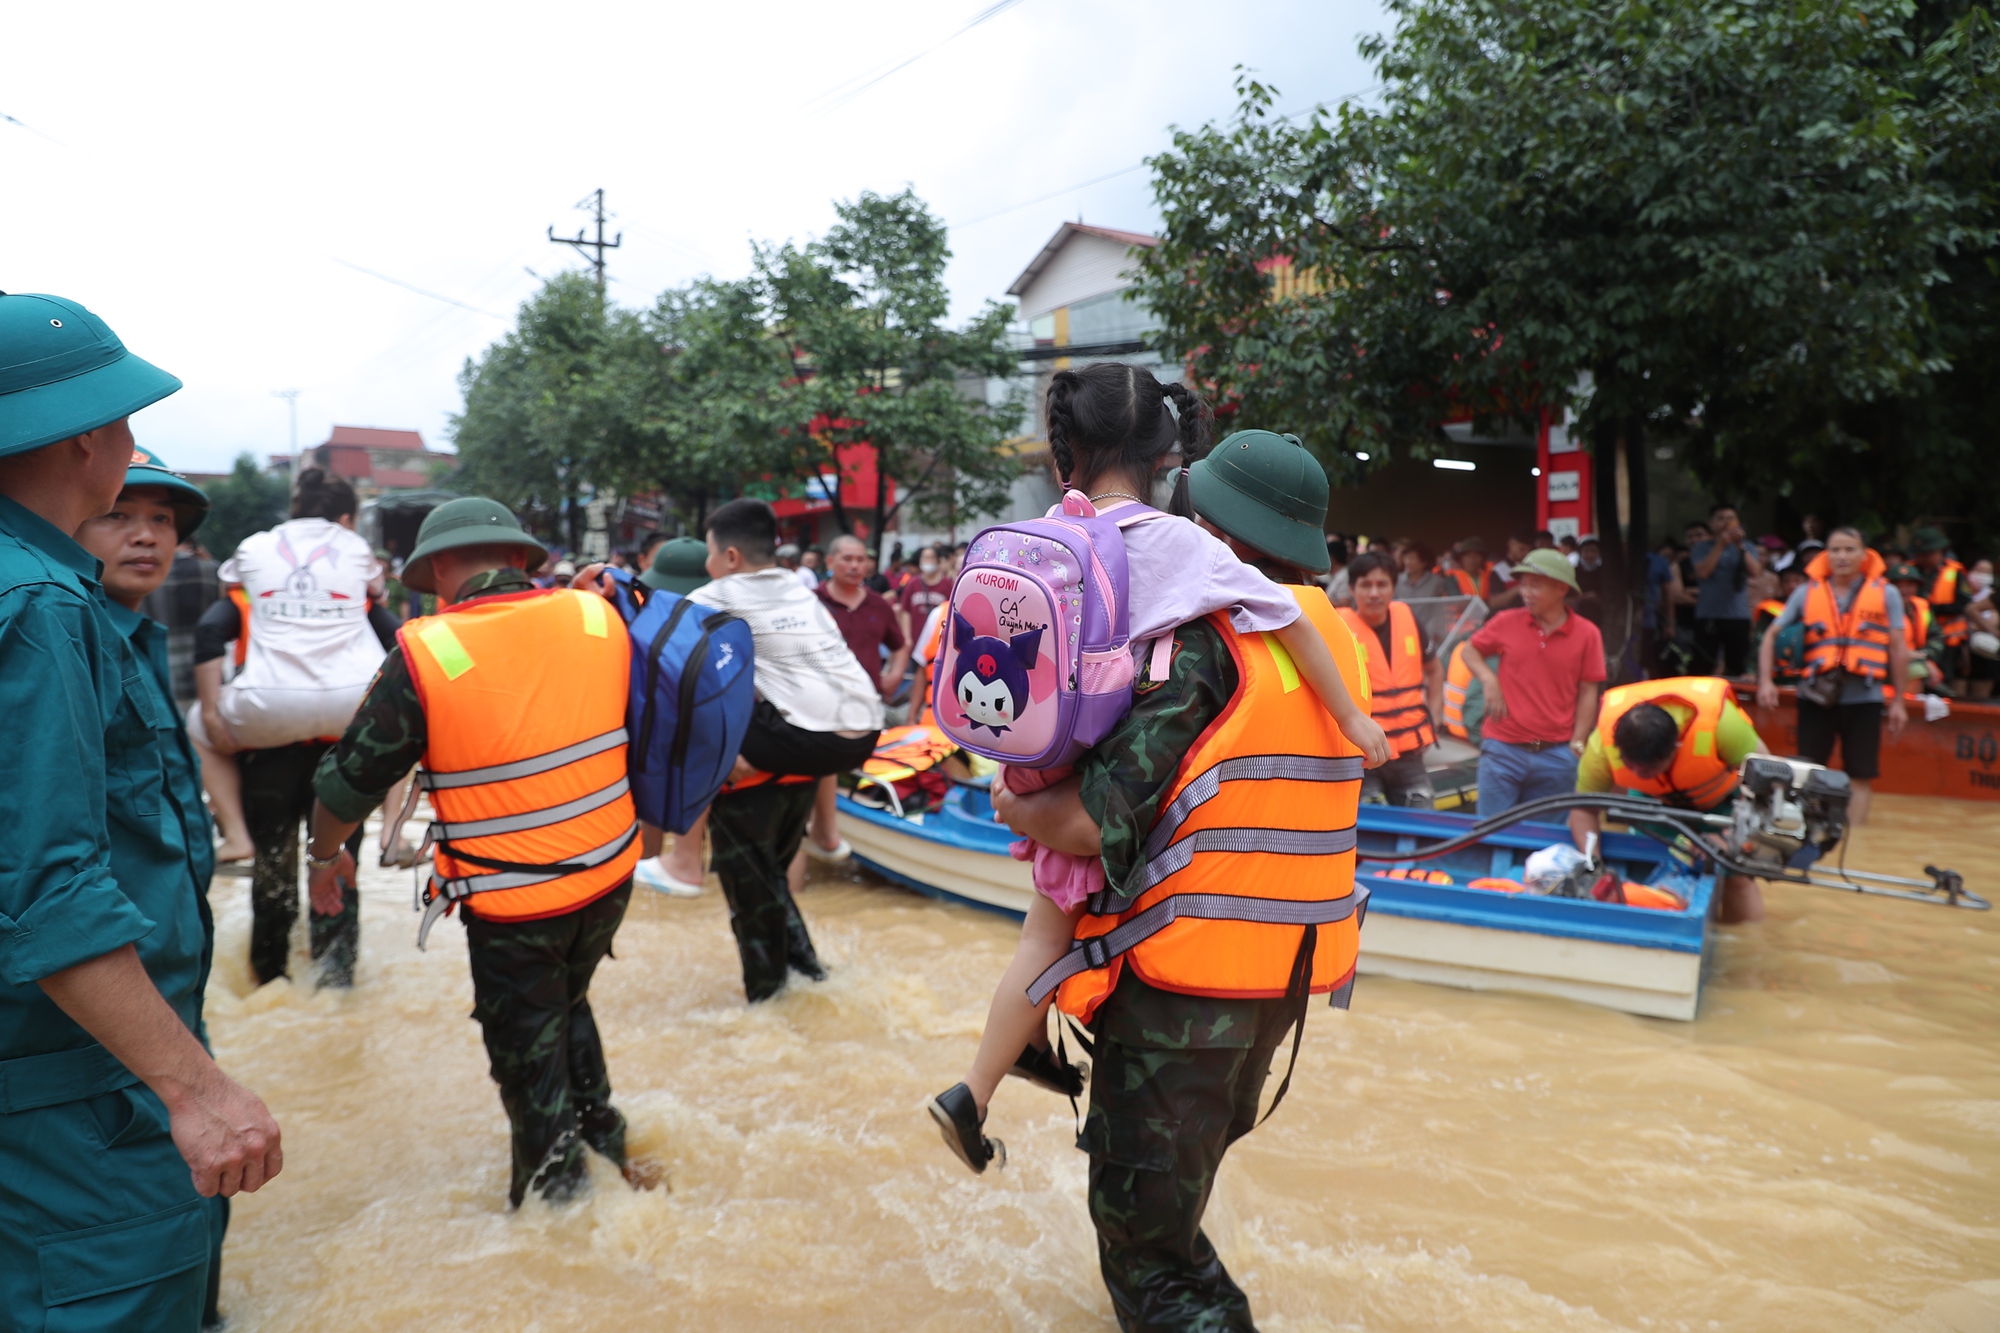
[951,613,1043,737]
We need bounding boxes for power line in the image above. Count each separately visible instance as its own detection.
[945,84,1385,232]
[330,257,506,318]
[549,189,622,297]
[950,163,1147,230]
[801,0,1028,114]
[0,110,64,146]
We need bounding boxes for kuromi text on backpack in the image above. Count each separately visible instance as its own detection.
[933,491,1166,767]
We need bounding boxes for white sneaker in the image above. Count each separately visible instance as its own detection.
[806,838,852,865]
[634,856,704,897]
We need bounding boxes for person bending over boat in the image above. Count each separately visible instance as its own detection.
[1567,677,1770,923]
[926,375,1388,1179]
[982,422,1374,1330]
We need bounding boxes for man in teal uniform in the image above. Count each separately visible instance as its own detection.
[0,293,282,1331]
[73,444,235,1326]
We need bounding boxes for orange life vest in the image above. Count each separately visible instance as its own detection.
[1441,565,1501,602]
[403,588,641,946]
[1442,641,1476,739]
[1801,550,1893,685]
[1752,598,1786,631]
[1336,601,1434,757]
[913,609,945,729]
[1595,676,1741,810]
[1032,588,1368,1024]
[227,585,250,668]
[1930,560,1968,646]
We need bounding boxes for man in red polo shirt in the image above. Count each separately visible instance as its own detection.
[1464,548,1605,814]
[804,534,911,864]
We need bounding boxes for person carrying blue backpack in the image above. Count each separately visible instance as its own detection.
[683,499,884,1003]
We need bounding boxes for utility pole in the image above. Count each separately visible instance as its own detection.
[548,189,622,298]
[273,389,301,474]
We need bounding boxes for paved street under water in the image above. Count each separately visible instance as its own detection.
[203,793,2000,1331]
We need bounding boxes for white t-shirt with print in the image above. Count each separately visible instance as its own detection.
[690,567,883,733]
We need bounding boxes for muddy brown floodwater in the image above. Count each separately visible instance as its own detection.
[204,792,2000,1331]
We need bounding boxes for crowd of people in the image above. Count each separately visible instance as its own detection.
[5,288,1995,1332]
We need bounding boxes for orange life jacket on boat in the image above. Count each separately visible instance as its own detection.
[1441,565,1501,602]
[1442,641,1476,739]
[1337,601,1434,757]
[1594,676,1741,810]
[1033,588,1368,1024]
[402,588,641,946]
[1930,560,1968,647]
[1801,550,1893,685]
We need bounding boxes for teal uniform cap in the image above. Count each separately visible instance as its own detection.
[0,293,183,458]
[123,443,210,539]
[640,536,710,595]
[1187,429,1332,574]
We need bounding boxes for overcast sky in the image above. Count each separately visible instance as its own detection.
[6,0,1390,474]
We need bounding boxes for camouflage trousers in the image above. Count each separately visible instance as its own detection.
[707,781,823,1002]
[1081,1013,1290,1331]
[242,741,363,987]
[463,882,631,1207]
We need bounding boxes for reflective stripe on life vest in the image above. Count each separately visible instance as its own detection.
[402,588,641,946]
[1036,588,1367,1023]
[1801,550,1893,685]
[1336,601,1434,756]
[1595,676,1741,810]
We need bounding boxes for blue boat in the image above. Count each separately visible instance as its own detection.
[836,786,1713,1021]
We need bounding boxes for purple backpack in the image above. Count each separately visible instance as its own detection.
[932,492,1169,768]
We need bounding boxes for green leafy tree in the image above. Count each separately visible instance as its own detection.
[1133,1,2000,619]
[618,277,796,532]
[200,453,289,560]
[450,273,658,550]
[759,189,1024,556]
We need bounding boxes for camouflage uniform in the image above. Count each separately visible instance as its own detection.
[242,740,364,986]
[707,780,824,1002]
[1077,615,1300,1333]
[313,567,633,1206]
[465,883,630,1206]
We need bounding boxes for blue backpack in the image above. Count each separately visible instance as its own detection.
[608,569,756,834]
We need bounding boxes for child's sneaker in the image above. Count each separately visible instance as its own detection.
[927,1084,1005,1175]
[1008,1043,1087,1097]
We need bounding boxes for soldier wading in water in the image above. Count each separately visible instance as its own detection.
[994,428,1371,1331]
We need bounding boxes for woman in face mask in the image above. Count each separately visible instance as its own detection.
[898,544,951,639]
[1968,558,1997,699]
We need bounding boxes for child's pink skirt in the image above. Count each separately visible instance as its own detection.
[999,764,1103,912]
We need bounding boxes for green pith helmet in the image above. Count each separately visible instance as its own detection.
[1911,526,1951,554]
[401,497,548,594]
[1187,430,1331,574]
[122,443,209,539]
[640,535,710,595]
[0,293,183,458]
[1887,561,1923,586]
[1514,547,1580,592]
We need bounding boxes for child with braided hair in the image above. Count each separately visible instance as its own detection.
[928,363,1390,1173]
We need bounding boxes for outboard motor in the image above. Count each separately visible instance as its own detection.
[1731,757,1850,872]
